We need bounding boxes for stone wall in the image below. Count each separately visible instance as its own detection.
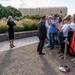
[19,7,67,16]
[0,30,38,42]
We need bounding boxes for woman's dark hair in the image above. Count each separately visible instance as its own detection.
[59,17,62,23]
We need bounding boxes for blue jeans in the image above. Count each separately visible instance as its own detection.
[49,33,56,48]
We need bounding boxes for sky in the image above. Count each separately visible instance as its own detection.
[0,0,75,15]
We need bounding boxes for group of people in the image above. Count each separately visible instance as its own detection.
[37,14,75,57]
[6,15,75,59]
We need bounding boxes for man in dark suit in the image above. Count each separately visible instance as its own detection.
[37,16,47,55]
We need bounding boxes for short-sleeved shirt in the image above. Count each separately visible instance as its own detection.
[61,24,70,37]
[49,19,58,33]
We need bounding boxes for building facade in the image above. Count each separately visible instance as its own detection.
[18,7,67,16]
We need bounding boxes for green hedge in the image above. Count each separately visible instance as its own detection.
[0,19,38,33]
[22,20,38,31]
[0,25,8,33]
[14,26,23,32]
[23,15,42,20]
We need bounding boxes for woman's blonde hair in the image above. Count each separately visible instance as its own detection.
[8,16,13,21]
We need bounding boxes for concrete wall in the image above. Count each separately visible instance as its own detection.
[18,7,67,16]
[0,30,38,42]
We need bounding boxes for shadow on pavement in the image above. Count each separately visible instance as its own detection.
[0,48,13,75]
[40,55,57,75]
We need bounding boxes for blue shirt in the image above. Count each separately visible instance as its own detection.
[49,19,58,33]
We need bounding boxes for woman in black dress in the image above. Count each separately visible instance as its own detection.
[7,16,16,48]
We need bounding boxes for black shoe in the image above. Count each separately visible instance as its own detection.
[10,45,13,48]
[39,52,45,55]
[50,47,54,50]
[37,50,39,52]
[13,45,15,47]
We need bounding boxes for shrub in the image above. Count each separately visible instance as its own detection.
[24,15,42,20]
[22,19,38,31]
[14,26,23,32]
[31,22,38,30]
[50,14,64,18]
[0,19,38,33]
[0,25,8,33]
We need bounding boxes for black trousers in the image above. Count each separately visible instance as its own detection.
[60,36,72,54]
[60,31,73,54]
[37,37,45,54]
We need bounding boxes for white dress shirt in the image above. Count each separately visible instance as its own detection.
[70,22,75,31]
[61,24,70,37]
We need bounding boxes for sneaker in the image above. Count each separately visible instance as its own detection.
[58,67,66,72]
[58,66,70,72]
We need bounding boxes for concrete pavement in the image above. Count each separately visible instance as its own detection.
[0,36,75,75]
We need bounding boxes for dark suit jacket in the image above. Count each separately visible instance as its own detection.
[37,21,47,39]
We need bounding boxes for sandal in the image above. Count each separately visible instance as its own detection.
[12,45,15,47]
[10,44,13,48]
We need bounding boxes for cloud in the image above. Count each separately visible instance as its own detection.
[20,0,67,8]
[0,0,59,8]
[0,0,11,1]
[0,0,74,15]
[0,0,22,8]
[25,0,58,8]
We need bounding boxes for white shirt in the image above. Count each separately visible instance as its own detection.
[51,19,58,25]
[47,25,51,33]
[61,24,70,37]
[70,22,75,31]
[57,22,63,31]
[45,20,49,27]
[45,20,51,33]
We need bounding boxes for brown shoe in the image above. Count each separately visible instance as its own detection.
[39,52,45,55]
[37,50,39,52]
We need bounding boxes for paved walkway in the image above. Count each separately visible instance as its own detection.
[0,36,39,52]
[0,36,75,75]
[0,37,58,75]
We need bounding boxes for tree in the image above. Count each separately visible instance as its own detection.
[0,4,22,19]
